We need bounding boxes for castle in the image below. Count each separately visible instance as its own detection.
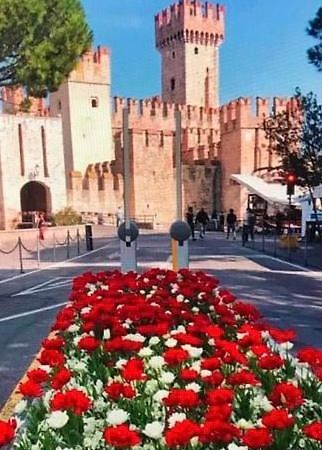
[0,0,288,230]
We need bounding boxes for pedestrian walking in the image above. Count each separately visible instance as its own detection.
[195,208,209,239]
[116,206,124,228]
[226,208,237,240]
[242,208,256,245]
[186,206,196,241]
[219,211,225,232]
[38,212,45,241]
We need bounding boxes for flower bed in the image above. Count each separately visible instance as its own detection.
[2,269,322,449]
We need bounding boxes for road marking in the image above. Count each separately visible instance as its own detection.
[0,241,116,285]
[12,277,74,297]
[0,302,67,323]
[58,261,170,269]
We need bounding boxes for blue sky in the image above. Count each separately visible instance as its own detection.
[81,0,322,104]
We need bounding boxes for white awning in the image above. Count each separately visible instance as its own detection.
[231,174,302,206]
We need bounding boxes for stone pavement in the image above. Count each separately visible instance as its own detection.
[0,230,321,412]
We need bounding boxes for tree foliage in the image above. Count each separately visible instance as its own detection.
[307,7,322,71]
[0,0,92,97]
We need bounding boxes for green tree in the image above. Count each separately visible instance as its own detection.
[263,89,322,237]
[307,7,322,71]
[0,0,92,97]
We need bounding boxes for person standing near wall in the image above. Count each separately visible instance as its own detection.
[196,208,209,239]
[186,206,197,241]
[226,208,237,240]
[116,206,124,228]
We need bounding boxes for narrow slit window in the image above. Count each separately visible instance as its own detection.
[18,124,25,176]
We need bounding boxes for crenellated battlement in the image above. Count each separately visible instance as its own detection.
[220,96,296,131]
[69,46,111,84]
[1,86,49,116]
[113,96,220,132]
[155,0,224,49]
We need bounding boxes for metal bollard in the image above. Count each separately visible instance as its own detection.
[18,237,24,274]
[85,224,94,251]
[76,229,80,255]
[67,230,70,259]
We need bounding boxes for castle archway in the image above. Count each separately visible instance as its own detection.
[20,181,52,221]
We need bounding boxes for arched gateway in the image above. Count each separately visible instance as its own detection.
[20,181,52,221]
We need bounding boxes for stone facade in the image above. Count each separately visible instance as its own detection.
[0,1,293,230]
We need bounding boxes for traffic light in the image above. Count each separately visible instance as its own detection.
[286,173,297,196]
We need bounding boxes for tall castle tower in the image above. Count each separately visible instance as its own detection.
[155,0,224,108]
[50,47,113,187]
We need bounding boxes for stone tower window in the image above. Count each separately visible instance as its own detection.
[170,78,175,91]
[172,51,175,59]
[18,124,25,176]
[91,97,99,108]
[41,126,49,178]
[194,47,199,55]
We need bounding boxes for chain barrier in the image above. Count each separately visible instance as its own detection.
[0,240,19,255]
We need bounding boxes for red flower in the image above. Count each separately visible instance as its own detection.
[27,368,49,383]
[201,357,221,370]
[0,419,16,446]
[262,409,294,429]
[165,419,200,448]
[163,348,189,366]
[175,333,203,347]
[203,371,224,386]
[103,424,141,448]
[233,302,261,320]
[104,337,143,353]
[105,382,136,400]
[269,327,296,343]
[51,367,72,390]
[164,389,199,408]
[243,427,273,448]
[179,368,199,382]
[78,336,101,352]
[42,336,65,349]
[205,325,224,339]
[227,370,260,386]
[258,354,284,370]
[199,420,240,444]
[303,422,322,441]
[205,404,232,421]
[270,382,303,410]
[298,347,322,367]
[38,349,65,367]
[207,388,234,405]
[51,389,91,415]
[121,359,146,382]
[19,380,43,398]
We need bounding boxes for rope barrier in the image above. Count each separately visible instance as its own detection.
[0,241,19,255]
[20,240,36,253]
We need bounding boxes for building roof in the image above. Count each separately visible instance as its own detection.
[231,174,302,206]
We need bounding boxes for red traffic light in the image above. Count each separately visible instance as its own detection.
[286,173,297,183]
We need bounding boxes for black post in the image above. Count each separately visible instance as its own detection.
[18,237,24,274]
[76,229,80,255]
[66,230,70,259]
[85,224,93,251]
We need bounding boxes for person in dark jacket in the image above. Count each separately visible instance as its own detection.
[186,206,196,241]
[226,208,237,240]
[196,208,209,239]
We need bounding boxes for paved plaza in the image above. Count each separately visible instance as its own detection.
[0,229,321,412]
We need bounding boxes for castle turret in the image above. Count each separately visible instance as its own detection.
[50,46,113,187]
[155,0,224,108]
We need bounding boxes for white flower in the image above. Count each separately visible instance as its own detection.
[81,307,91,314]
[191,361,201,372]
[165,338,177,348]
[279,341,294,351]
[124,333,145,343]
[14,399,27,414]
[200,370,212,378]
[190,436,199,447]
[115,358,127,369]
[250,395,273,412]
[145,379,159,394]
[228,444,249,450]
[139,347,154,358]
[95,380,104,394]
[236,419,254,430]
[84,417,97,434]
[186,382,201,393]
[182,345,203,358]
[153,390,169,403]
[148,356,165,369]
[168,412,186,428]
[106,409,129,426]
[149,336,160,346]
[176,294,184,302]
[103,329,111,340]
[192,307,199,313]
[160,371,175,384]
[143,421,165,439]
[67,324,79,333]
[46,411,69,429]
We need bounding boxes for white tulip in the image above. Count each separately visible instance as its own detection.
[46,411,69,429]
[143,421,165,439]
[106,409,129,426]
